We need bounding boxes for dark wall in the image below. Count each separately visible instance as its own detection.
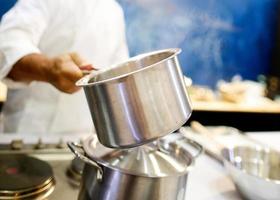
[0,0,17,20]
[267,3,280,99]
[118,0,279,87]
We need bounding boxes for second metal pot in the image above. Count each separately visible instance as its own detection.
[68,133,202,200]
[76,48,192,148]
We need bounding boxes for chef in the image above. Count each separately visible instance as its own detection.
[0,0,129,133]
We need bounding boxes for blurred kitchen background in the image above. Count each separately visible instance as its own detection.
[118,0,277,87]
[1,0,280,131]
[1,2,280,200]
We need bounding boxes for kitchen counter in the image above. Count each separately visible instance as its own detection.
[187,155,239,200]
[186,131,280,200]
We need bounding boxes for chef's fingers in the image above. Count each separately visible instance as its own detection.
[69,52,98,75]
[79,64,95,71]
[69,52,90,67]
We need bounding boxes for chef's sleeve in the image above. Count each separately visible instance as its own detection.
[0,0,49,87]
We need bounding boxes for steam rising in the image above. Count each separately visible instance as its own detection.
[118,0,277,87]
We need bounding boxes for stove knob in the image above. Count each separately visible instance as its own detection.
[35,138,46,149]
[56,138,67,149]
[10,139,24,150]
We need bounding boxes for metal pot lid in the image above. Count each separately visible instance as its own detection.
[82,133,202,177]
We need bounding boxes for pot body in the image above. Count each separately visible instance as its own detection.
[78,164,188,200]
[67,133,203,200]
[77,49,192,148]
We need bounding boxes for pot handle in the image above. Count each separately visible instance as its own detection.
[67,142,103,181]
[158,134,203,160]
[178,137,203,159]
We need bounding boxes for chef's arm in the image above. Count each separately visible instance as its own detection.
[8,53,87,94]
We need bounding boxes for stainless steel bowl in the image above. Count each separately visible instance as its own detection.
[76,48,192,148]
[222,146,280,200]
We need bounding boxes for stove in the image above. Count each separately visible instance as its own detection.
[0,133,90,200]
[0,154,55,199]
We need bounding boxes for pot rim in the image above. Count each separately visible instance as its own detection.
[82,133,202,178]
[76,48,181,87]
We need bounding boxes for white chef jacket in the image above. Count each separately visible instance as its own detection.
[0,0,129,134]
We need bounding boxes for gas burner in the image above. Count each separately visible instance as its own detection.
[66,157,84,187]
[0,154,55,200]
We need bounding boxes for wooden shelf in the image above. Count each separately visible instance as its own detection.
[192,100,280,113]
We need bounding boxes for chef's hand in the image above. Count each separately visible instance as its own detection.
[8,52,93,94]
[48,52,90,93]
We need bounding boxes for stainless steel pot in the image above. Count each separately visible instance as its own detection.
[222,146,280,200]
[76,48,192,148]
[68,133,202,200]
